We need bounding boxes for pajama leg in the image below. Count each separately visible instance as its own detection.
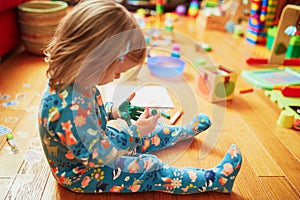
[136,113,211,153]
[67,144,241,194]
[148,144,242,194]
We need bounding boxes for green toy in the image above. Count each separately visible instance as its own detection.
[265,90,300,130]
[286,35,300,58]
[266,26,278,50]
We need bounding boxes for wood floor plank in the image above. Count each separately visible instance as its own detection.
[41,174,58,200]
[0,110,24,164]
[0,118,39,176]
[5,154,50,200]
[235,92,300,193]
[210,134,276,199]
[246,90,300,160]
[260,177,300,199]
[274,127,300,159]
[0,177,14,200]
[220,111,284,176]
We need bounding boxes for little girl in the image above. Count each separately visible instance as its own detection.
[39,0,242,194]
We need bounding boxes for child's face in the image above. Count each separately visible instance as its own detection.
[97,58,137,85]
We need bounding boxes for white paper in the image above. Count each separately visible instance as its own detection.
[102,84,174,108]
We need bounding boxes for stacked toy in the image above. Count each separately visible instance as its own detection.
[156,0,164,16]
[265,0,278,27]
[246,0,278,45]
[188,0,200,18]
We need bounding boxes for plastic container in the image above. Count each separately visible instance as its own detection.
[147,56,185,77]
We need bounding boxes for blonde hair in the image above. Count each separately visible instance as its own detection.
[45,0,146,90]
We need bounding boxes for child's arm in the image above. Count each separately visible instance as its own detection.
[53,88,145,166]
[55,108,143,166]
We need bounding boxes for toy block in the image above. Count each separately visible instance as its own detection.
[266,26,278,49]
[205,15,227,31]
[197,65,238,102]
[277,110,294,128]
[246,29,267,45]
[286,35,300,58]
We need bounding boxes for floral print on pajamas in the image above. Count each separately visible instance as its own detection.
[38,84,242,194]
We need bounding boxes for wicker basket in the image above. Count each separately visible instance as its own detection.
[18,1,68,55]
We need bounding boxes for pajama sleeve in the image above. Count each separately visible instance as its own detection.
[53,88,142,166]
[104,101,114,120]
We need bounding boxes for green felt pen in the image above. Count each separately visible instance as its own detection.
[151,109,171,119]
[133,105,145,111]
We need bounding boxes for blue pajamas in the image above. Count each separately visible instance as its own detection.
[38,84,242,194]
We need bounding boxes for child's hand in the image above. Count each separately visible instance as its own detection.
[118,100,144,125]
[112,104,143,120]
[111,105,121,119]
[135,107,160,136]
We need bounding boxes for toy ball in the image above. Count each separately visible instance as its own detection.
[225,21,235,33]
[176,5,186,16]
[136,8,146,16]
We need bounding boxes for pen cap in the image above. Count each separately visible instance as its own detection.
[151,109,158,115]
[6,133,14,140]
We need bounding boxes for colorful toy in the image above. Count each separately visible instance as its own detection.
[273,85,300,97]
[188,0,200,18]
[242,66,300,130]
[246,0,278,45]
[265,90,300,130]
[175,4,186,16]
[277,110,295,128]
[241,67,300,90]
[195,42,212,52]
[266,26,278,50]
[286,35,300,58]
[247,5,300,66]
[164,13,175,31]
[156,0,164,16]
[6,133,18,153]
[205,0,218,8]
[134,8,146,28]
[170,43,181,58]
[197,65,238,102]
[239,87,254,94]
[246,57,300,66]
[269,4,300,65]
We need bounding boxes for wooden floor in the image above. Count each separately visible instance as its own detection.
[0,16,300,200]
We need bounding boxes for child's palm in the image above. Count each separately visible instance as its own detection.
[135,107,160,136]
